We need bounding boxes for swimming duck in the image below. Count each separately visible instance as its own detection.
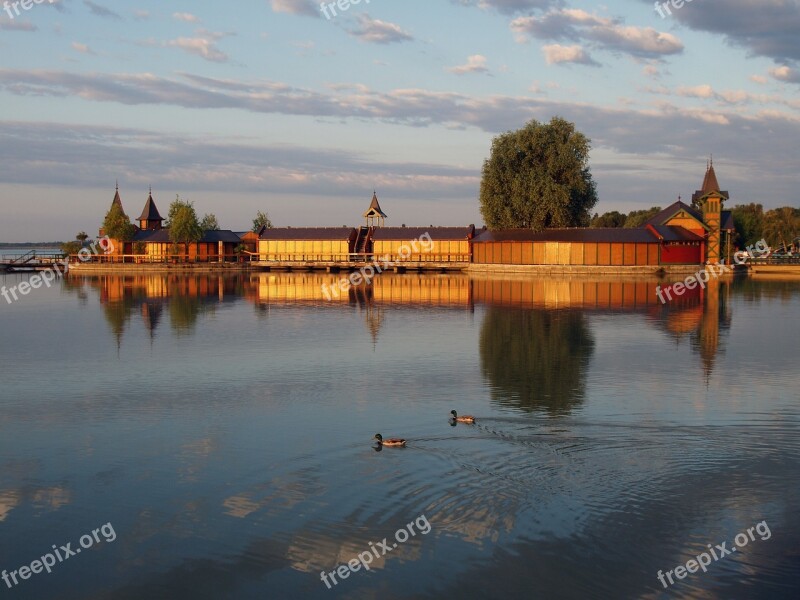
[374,433,406,447]
[450,410,476,424]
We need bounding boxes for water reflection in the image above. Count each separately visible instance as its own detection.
[480,309,595,415]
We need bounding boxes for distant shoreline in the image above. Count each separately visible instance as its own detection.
[0,242,64,248]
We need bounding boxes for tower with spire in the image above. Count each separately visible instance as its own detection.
[691,158,729,265]
[138,187,164,231]
[363,191,387,228]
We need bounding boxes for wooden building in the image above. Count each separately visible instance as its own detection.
[471,226,704,267]
[101,186,243,262]
[372,226,475,262]
[257,227,358,261]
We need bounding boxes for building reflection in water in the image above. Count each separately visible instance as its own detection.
[65,273,732,384]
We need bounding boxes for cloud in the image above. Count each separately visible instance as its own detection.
[166,36,230,63]
[770,65,800,83]
[348,14,414,44]
[452,0,560,15]
[83,1,122,20]
[134,10,150,21]
[173,12,200,23]
[447,55,490,75]
[750,74,768,84]
[270,0,319,18]
[542,44,599,66]
[0,19,37,31]
[676,84,715,99]
[648,0,800,65]
[71,42,96,55]
[512,8,683,59]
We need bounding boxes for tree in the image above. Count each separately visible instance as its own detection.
[591,211,626,228]
[76,231,89,243]
[252,210,273,232]
[763,207,800,250]
[479,116,598,230]
[200,213,220,231]
[102,201,135,242]
[730,203,764,249]
[167,196,203,258]
[624,207,662,228]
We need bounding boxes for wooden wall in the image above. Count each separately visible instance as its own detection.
[372,239,470,262]
[258,239,352,260]
[472,241,661,266]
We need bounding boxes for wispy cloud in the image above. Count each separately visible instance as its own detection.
[173,12,200,24]
[0,19,37,32]
[270,0,319,18]
[83,1,122,20]
[348,14,414,44]
[447,55,490,75]
[542,44,599,66]
[512,9,683,59]
[71,42,96,55]
[453,0,560,15]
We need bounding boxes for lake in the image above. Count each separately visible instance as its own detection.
[0,271,798,599]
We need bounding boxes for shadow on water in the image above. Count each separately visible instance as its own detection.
[479,308,595,416]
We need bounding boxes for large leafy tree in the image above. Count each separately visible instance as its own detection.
[763,206,800,250]
[167,196,203,257]
[730,203,764,249]
[252,210,273,233]
[479,116,598,230]
[102,201,135,242]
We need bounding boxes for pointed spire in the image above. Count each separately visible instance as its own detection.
[111,181,123,211]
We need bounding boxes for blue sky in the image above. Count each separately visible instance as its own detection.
[0,0,798,241]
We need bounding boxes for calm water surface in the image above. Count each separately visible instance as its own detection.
[0,271,798,599]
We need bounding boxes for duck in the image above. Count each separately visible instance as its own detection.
[450,410,476,424]
[374,433,406,447]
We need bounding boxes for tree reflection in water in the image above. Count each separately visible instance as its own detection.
[479,307,595,415]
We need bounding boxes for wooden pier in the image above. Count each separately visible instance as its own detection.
[0,251,66,272]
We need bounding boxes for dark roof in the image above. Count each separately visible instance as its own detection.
[111,184,124,212]
[648,225,704,242]
[138,192,163,222]
[721,211,734,231]
[259,227,357,241]
[133,229,170,242]
[645,200,706,229]
[372,226,474,241]
[472,226,702,244]
[692,163,729,203]
[363,192,388,218]
[132,229,241,243]
[201,230,242,243]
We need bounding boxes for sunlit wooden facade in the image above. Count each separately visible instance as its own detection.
[372,226,475,262]
[257,228,358,261]
[471,226,704,267]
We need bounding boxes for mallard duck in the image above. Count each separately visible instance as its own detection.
[374,433,406,447]
[450,410,475,424]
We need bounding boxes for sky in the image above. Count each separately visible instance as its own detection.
[0,0,798,241]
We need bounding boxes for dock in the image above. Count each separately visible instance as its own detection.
[0,250,66,272]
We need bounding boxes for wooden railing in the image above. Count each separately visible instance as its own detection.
[253,253,471,263]
[71,254,245,264]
